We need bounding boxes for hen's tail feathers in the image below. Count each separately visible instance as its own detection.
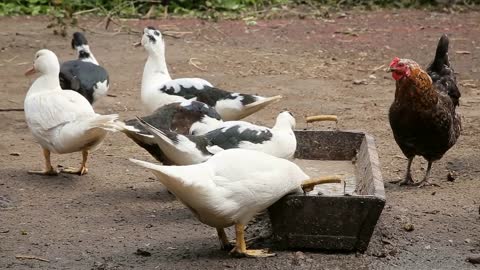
[431,34,450,71]
[236,95,283,120]
[88,114,119,132]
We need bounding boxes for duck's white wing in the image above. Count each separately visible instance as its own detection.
[206,149,306,223]
[25,90,96,131]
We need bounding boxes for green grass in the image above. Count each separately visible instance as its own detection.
[0,0,478,17]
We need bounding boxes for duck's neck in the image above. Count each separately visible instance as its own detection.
[27,73,61,97]
[75,45,98,65]
[273,118,294,131]
[141,52,172,98]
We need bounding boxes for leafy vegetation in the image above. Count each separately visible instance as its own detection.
[0,0,478,17]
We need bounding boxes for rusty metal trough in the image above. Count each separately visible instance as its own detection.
[268,130,385,252]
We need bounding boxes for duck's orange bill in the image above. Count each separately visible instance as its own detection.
[24,66,36,76]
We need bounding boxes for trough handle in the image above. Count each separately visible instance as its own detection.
[305,115,338,130]
[305,115,338,123]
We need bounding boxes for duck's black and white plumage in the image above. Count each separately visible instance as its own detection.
[59,32,109,104]
[139,26,282,120]
[113,100,223,165]
[127,111,297,165]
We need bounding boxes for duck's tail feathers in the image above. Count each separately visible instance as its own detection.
[88,114,119,132]
[237,95,283,120]
[129,158,177,184]
[130,158,164,173]
[134,117,203,165]
[135,117,178,146]
[129,158,197,188]
[108,119,142,133]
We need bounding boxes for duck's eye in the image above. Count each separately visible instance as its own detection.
[154,31,160,36]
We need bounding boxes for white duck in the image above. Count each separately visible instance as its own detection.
[128,111,297,165]
[138,26,282,120]
[130,148,341,257]
[24,49,118,175]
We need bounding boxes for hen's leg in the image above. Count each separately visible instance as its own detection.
[416,161,439,187]
[229,224,275,258]
[391,157,415,185]
[62,150,89,176]
[28,148,58,176]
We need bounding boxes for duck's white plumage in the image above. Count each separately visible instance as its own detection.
[139,27,282,120]
[130,149,306,227]
[25,89,113,153]
[130,148,342,257]
[24,49,117,174]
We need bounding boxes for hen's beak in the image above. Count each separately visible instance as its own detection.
[133,41,142,47]
[24,66,36,76]
[387,67,396,73]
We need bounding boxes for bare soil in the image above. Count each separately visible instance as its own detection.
[1,10,479,269]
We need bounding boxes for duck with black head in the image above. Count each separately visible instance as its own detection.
[59,32,110,105]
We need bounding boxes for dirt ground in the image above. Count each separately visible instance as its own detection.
[0,9,479,269]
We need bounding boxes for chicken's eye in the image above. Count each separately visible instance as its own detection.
[398,63,404,67]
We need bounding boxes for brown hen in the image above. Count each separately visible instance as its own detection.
[388,34,461,187]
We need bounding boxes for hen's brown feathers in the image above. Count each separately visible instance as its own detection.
[389,36,461,163]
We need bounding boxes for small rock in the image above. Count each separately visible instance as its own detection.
[465,238,471,243]
[294,251,305,260]
[447,171,456,182]
[425,245,431,250]
[431,191,436,196]
[134,248,151,257]
[9,152,20,156]
[448,240,453,245]
[353,79,368,85]
[369,74,377,79]
[467,254,480,264]
[403,222,414,232]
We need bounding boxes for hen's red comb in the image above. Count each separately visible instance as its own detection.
[389,57,400,67]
